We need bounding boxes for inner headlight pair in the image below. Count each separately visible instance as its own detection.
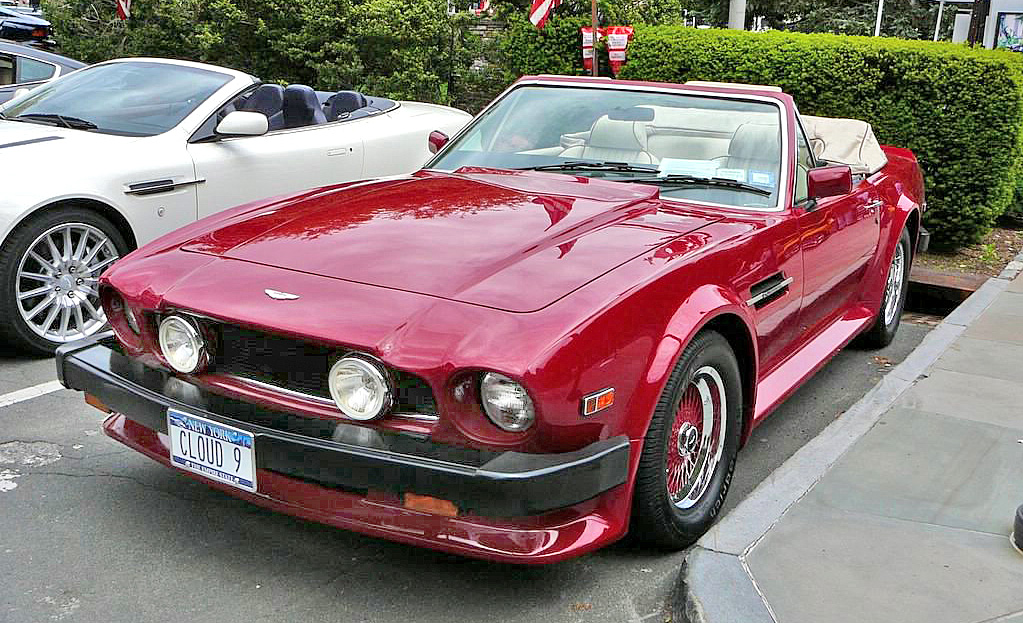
[157,315,534,431]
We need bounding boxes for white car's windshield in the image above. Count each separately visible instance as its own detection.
[431,85,784,209]
[1,61,233,137]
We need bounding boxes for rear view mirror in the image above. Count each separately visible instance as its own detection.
[608,107,655,122]
[13,87,30,99]
[807,165,852,200]
[428,130,449,154]
[216,110,269,137]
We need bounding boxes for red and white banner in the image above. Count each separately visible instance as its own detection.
[581,27,603,73]
[116,0,131,20]
[529,0,562,29]
[605,26,634,75]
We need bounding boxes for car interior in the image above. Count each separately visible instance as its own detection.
[216,83,396,132]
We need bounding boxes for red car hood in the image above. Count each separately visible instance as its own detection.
[181,169,719,312]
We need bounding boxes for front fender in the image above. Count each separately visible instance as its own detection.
[629,283,758,443]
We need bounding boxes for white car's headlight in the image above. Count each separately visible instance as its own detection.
[328,356,393,421]
[158,315,206,374]
[480,372,535,432]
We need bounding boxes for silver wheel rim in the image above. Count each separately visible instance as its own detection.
[883,242,906,327]
[15,222,119,344]
[666,365,728,510]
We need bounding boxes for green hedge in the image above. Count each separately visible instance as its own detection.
[503,26,1023,249]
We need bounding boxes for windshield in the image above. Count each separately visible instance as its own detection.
[1,61,233,137]
[430,85,784,209]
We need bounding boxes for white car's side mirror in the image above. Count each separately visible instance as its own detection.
[216,111,269,137]
[13,88,30,99]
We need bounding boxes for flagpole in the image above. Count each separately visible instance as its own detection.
[591,0,598,77]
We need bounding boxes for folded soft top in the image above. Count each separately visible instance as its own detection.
[801,115,888,176]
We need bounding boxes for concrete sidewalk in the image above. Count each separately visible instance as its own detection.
[680,257,1023,623]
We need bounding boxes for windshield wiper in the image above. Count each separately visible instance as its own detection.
[516,161,660,174]
[15,113,98,130]
[628,174,773,197]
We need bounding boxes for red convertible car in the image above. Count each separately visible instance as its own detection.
[57,77,927,564]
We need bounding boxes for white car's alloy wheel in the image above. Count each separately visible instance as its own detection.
[15,223,119,343]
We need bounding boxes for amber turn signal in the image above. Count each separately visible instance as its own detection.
[403,493,459,517]
[582,388,615,416]
[85,393,112,414]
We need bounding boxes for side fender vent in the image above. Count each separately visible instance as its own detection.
[747,273,793,310]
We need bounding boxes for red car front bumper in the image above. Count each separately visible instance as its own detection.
[57,335,634,564]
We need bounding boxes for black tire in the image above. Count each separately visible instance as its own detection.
[631,330,742,549]
[861,227,912,349]
[0,208,130,356]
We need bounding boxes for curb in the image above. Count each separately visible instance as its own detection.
[675,250,1023,623]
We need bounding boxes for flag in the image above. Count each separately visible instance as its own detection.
[529,0,562,29]
[116,0,131,20]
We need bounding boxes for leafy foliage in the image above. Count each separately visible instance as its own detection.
[42,0,478,104]
[617,28,1023,248]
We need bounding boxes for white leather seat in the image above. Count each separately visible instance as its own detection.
[560,115,657,164]
[726,123,781,172]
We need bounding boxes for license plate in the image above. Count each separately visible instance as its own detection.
[168,409,256,492]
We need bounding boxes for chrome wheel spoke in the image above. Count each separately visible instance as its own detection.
[85,255,116,274]
[17,285,50,300]
[45,234,62,264]
[27,251,55,271]
[20,271,51,282]
[39,303,61,333]
[24,295,54,321]
[81,298,104,322]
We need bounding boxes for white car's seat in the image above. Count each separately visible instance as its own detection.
[560,116,657,164]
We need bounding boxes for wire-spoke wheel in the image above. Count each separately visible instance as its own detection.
[665,366,728,510]
[632,330,742,549]
[861,226,912,349]
[1,209,129,355]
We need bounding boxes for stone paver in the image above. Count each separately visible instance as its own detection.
[747,501,1023,623]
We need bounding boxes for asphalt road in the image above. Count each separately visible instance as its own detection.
[0,320,931,623]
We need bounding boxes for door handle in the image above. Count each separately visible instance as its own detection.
[865,200,884,212]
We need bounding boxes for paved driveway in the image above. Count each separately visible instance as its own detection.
[0,322,930,623]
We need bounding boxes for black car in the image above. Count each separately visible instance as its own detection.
[0,6,51,46]
[0,40,83,103]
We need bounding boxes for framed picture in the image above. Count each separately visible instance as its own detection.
[996,12,1023,51]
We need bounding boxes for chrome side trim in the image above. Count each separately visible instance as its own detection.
[223,375,440,423]
[124,178,206,196]
[747,276,794,307]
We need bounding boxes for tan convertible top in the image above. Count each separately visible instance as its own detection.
[801,115,888,176]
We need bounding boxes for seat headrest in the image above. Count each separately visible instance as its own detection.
[588,116,648,151]
[325,91,368,120]
[728,123,781,162]
[240,84,284,117]
[282,84,327,128]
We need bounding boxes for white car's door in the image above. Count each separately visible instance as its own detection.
[187,122,366,218]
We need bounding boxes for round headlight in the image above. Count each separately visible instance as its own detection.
[328,356,393,421]
[480,372,535,432]
[158,315,205,374]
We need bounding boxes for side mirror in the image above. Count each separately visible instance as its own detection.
[428,130,449,154]
[215,110,269,137]
[807,165,852,200]
[13,87,30,99]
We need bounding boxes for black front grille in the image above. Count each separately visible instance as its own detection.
[211,325,437,416]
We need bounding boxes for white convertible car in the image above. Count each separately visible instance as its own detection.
[0,58,471,354]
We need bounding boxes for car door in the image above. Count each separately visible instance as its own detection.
[187,120,366,219]
[0,50,56,103]
[793,117,880,337]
